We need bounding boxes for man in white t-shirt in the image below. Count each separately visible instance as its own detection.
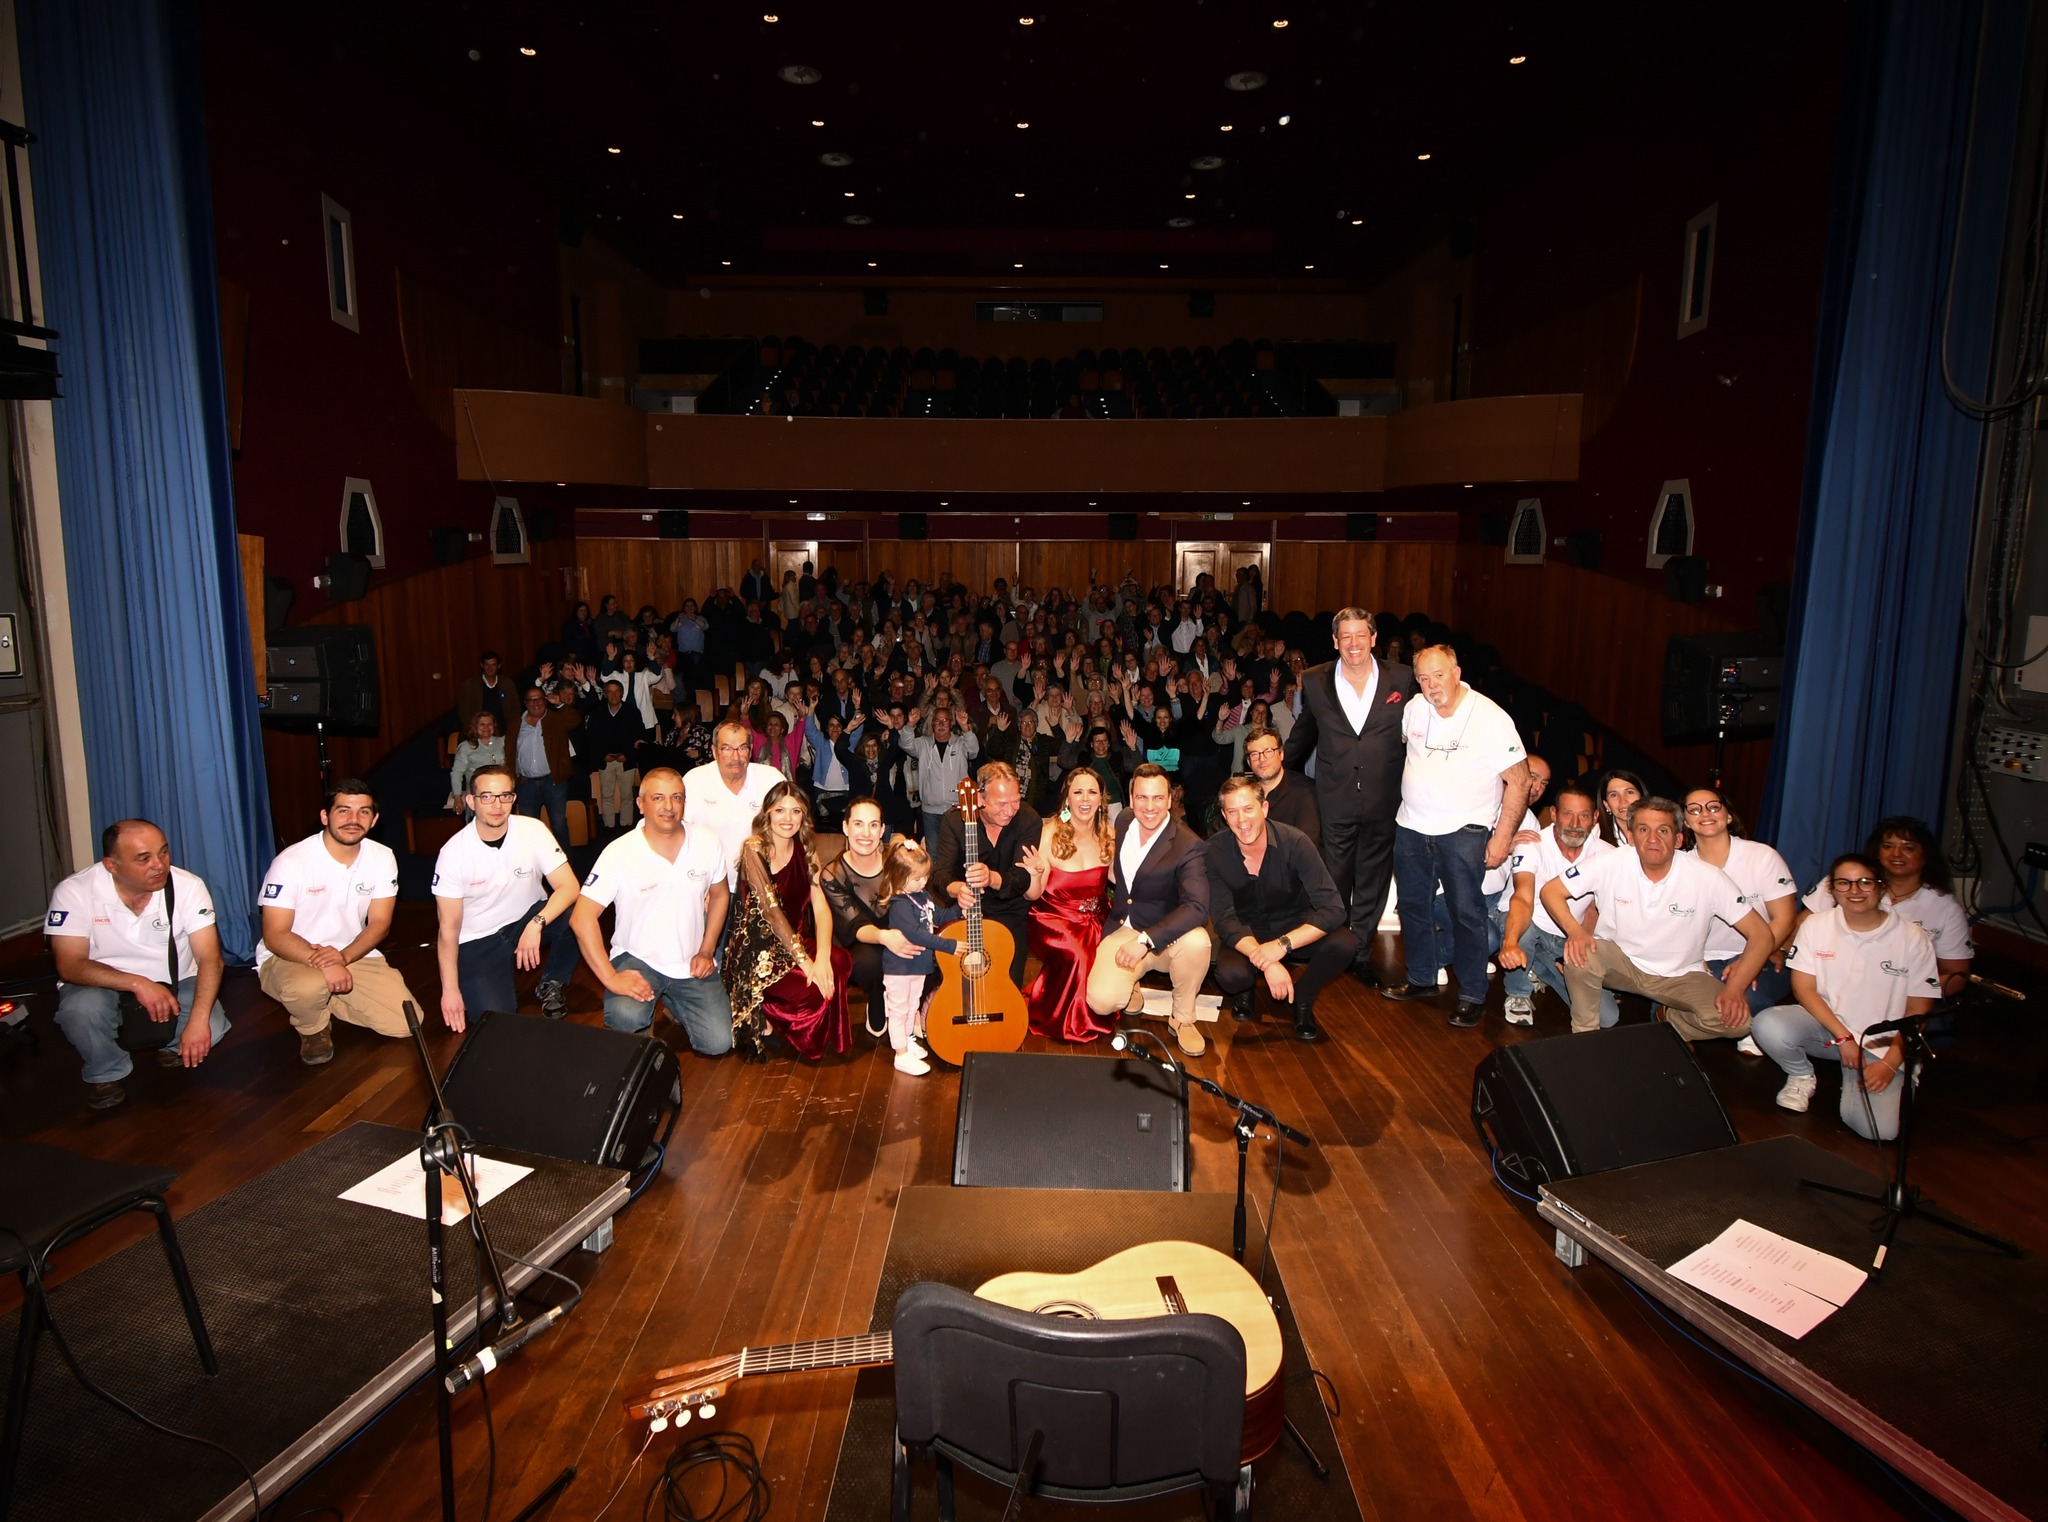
[571,767,734,1056]
[47,819,229,1109]
[1481,753,1548,1017]
[683,720,785,889]
[258,778,418,1066]
[1496,777,1617,1028]
[1384,645,1532,1027]
[434,764,583,1027]
[1540,797,1776,1039]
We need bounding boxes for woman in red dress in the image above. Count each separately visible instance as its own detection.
[1022,768,1115,1042]
[723,781,852,1060]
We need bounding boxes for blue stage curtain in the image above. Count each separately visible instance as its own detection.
[1756,0,2032,885]
[20,0,272,960]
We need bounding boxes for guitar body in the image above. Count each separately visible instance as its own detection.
[922,918,1029,1066]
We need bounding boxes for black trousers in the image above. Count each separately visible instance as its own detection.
[1212,928,1360,1014]
[846,940,885,1034]
[1318,809,1395,961]
[984,905,1030,986]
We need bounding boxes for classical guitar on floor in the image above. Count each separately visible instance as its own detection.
[624,1239,1285,1462]
[922,776,1030,1066]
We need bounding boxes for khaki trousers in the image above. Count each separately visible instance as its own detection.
[259,955,417,1038]
[1562,940,1748,1040]
[1086,923,1212,1025]
[598,761,638,826]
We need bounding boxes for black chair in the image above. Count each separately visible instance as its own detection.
[890,1282,1252,1521]
[1,1142,218,1513]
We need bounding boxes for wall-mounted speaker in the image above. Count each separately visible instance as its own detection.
[863,287,889,316]
[264,625,380,732]
[1107,512,1139,541]
[1188,289,1215,319]
[527,507,559,543]
[262,574,295,636]
[656,509,691,539]
[899,511,928,541]
[1476,511,1510,546]
[1661,632,1783,746]
[430,527,468,567]
[318,552,371,603]
[1565,530,1604,570]
[1664,554,1711,603]
[1345,512,1379,542]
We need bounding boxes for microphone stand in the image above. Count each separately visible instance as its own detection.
[1797,996,2023,1275]
[402,1001,577,1522]
[1111,1031,1326,1479]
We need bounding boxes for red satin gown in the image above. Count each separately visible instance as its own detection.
[1025,864,1113,1042]
[730,848,852,1061]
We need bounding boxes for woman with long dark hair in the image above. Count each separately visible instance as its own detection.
[1800,816,1973,1000]
[1021,768,1114,1043]
[722,782,851,1060]
[1682,785,1796,1019]
[1596,769,1646,847]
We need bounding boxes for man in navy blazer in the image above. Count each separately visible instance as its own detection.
[1283,607,1417,985]
[1085,764,1214,1056]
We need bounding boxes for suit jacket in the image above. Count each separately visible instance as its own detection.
[1108,814,1210,948]
[517,705,582,783]
[580,702,645,767]
[1283,658,1415,820]
[740,570,773,605]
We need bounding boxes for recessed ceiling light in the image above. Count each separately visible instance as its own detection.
[763,12,780,20]
[868,261,877,267]
[1225,71,1268,92]
[1509,54,1527,65]
[1016,121,1030,129]
[672,212,685,220]
[843,190,856,197]
[1160,263,1169,269]
[1191,155,1224,170]
[1220,124,1234,132]
[1242,501,1251,506]
[1185,192,1197,199]
[607,146,621,154]
[1013,262,1024,268]
[1304,264,1314,270]
[1167,216,1194,227]
[820,151,854,166]
[811,119,825,127]
[789,498,798,504]
[779,64,822,84]
[1272,17,1289,27]
[722,260,732,266]
[1278,114,1291,125]
[1417,152,1432,161]
[1464,483,1474,489]
[519,46,536,57]
[1351,218,1362,225]
[1018,14,1034,23]
[1014,191,1026,198]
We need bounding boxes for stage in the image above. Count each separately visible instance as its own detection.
[2,1122,624,1522]
[1540,1136,2048,1522]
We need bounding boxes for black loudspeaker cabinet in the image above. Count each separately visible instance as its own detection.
[899,511,929,541]
[1472,1023,1737,1191]
[954,1051,1188,1191]
[1188,289,1216,319]
[440,1010,680,1178]
[430,527,468,567]
[527,506,559,542]
[863,286,889,316]
[657,509,691,539]
[321,551,371,603]
[264,624,380,731]
[1106,511,1139,541]
[1345,512,1379,542]
[1662,631,1784,746]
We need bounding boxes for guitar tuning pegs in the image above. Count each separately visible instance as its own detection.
[650,1416,669,1434]
[676,1408,693,1426]
[699,1403,716,1420]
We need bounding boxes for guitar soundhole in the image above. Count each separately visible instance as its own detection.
[1032,1301,1098,1320]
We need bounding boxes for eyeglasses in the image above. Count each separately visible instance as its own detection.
[1831,876,1879,892]
[1683,802,1725,817]
[1245,746,1281,760]
[472,791,516,804]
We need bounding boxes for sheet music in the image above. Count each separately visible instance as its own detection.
[340,1151,534,1226]
[1666,1218,1866,1339]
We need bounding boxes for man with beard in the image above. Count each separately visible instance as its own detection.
[258,778,416,1064]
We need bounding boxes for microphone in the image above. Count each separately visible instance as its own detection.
[1968,973,2027,1001]
[444,1303,568,1394]
[1109,1028,1176,1071]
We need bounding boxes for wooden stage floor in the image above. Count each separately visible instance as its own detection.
[4,904,2044,1522]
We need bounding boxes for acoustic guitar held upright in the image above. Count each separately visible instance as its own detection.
[922,778,1029,1065]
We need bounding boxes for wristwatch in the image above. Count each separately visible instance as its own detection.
[1278,934,1294,954]
[1136,931,1154,951]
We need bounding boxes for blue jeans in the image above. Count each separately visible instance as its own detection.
[1704,956,1792,1019]
[1751,1004,1904,1141]
[1521,924,1618,1027]
[1395,824,1491,1002]
[455,901,583,1018]
[516,774,570,846]
[603,952,734,1056]
[922,810,947,843]
[55,978,230,1085]
[1486,899,1531,998]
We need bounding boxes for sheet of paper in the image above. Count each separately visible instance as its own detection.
[1666,1218,1866,1340]
[339,1151,534,1226]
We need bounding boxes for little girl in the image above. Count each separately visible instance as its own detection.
[878,840,964,1076]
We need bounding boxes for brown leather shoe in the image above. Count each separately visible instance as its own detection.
[1171,1020,1206,1058]
[300,1027,336,1066]
[156,1047,185,1068]
[87,1081,126,1110]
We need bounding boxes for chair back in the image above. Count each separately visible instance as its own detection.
[891,1281,1246,1495]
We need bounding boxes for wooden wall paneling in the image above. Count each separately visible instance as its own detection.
[867,540,1020,594]
[573,540,760,612]
[238,534,266,696]
[1267,542,1458,622]
[1017,541,1172,600]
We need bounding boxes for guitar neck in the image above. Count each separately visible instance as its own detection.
[738,1331,894,1377]
[962,822,984,945]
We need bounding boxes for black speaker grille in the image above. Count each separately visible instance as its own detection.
[440,1010,669,1169]
[1490,1024,1736,1181]
[953,1052,1187,1191]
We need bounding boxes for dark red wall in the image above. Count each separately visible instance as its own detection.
[199,6,566,615]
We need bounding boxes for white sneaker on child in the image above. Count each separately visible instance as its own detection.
[893,1052,932,1076]
[907,1039,930,1061]
[1735,1035,1762,1057]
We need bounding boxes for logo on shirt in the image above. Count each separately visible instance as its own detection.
[197,906,213,918]
[45,909,66,927]
[1563,865,1581,881]
[432,872,441,888]
[355,882,372,894]
[512,866,532,878]
[304,885,326,896]
[1879,960,1911,977]
[262,883,283,900]
[151,916,168,931]
[1667,905,1695,917]
[583,870,600,886]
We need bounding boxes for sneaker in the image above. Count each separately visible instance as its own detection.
[87,1081,126,1110]
[1735,1035,1763,1057]
[1448,1002,1484,1029]
[536,979,569,1020]
[893,1051,931,1076]
[1231,990,1257,1023]
[1380,981,1438,1001]
[1292,1007,1323,1042]
[1171,1020,1207,1058]
[299,1027,335,1066]
[1503,995,1535,1026]
[1435,968,1449,987]
[156,1047,186,1068]
[1486,961,1497,977]
[907,1038,930,1062]
[1774,1072,1819,1113]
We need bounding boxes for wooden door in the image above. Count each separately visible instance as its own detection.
[769,540,818,591]
[1175,540,1269,599]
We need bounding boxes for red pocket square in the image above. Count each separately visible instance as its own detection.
[1385,692,1402,704]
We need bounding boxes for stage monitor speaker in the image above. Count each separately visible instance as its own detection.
[657,509,691,539]
[954,1051,1188,1191]
[1565,529,1604,569]
[863,286,889,316]
[319,551,371,603]
[440,1010,679,1175]
[1107,512,1139,541]
[527,506,559,543]
[263,624,379,731]
[1188,289,1216,319]
[1345,512,1379,542]
[429,527,468,567]
[1661,632,1784,746]
[1472,1023,1737,1191]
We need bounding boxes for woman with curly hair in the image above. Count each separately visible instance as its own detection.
[722,781,851,1060]
[1020,768,1115,1042]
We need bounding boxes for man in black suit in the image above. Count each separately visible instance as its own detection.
[1283,607,1416,984]
[1086,763,1214,1057]
[933,761,1043,986]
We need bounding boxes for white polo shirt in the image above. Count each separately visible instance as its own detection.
[1559,848,1750,978]
[432,815,568,942]
[580,823,729,979]
[1482,809,1542,903]
[682,761,784,887]
[1396,685,1526,836]
[1802,881,1972,962]
[255,833,400,968]
[46,864,217,984]
[1691,838,1797,962]
[1783,907,1939,1040]
[1511,826,1615,935]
